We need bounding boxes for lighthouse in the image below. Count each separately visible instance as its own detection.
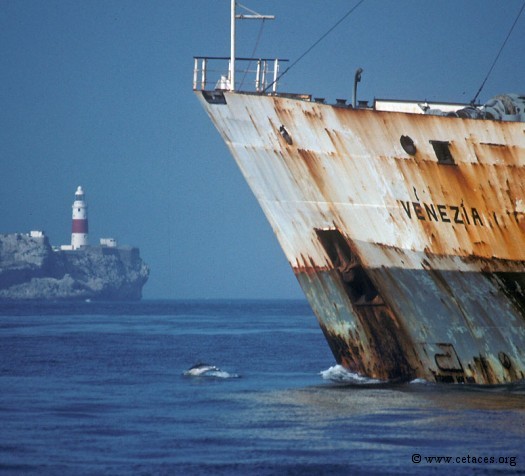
[71,186,88,249]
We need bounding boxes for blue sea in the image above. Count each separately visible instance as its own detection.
[1,300,524,475]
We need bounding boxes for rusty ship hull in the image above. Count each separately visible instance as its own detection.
[195,86,525,384]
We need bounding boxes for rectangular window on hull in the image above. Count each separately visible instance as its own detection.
[430,140,455,165]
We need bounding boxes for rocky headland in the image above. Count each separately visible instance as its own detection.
[0,233,149,301]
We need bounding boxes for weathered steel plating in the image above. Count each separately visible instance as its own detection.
[196,83,525,384]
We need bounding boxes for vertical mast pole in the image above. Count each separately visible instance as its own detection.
[230,2,274,92]
[230,0,236,91]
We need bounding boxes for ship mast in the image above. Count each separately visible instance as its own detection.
[230,0,235,90]
[229,1,274,91]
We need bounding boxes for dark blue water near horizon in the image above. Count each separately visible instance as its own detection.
[1,300,524,475]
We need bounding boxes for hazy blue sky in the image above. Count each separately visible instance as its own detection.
[1,1,524,299]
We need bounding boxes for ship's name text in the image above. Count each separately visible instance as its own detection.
[399,201,484,226]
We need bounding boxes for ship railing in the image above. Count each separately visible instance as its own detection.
[193,56,289,93]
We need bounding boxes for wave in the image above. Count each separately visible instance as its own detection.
[320,365,382,384]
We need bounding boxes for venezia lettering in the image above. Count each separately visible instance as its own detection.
[399,200,484,226]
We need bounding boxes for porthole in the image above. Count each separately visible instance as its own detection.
[400,135,416,155]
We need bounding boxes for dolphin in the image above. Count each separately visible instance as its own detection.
[183,363,239,378]
[184,363,221,376]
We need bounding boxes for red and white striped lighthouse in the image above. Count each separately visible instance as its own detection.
[71,186,88,249]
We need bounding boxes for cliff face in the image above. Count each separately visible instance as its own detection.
[0,234,149,301]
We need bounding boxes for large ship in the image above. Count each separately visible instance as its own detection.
[194,4,525,384]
